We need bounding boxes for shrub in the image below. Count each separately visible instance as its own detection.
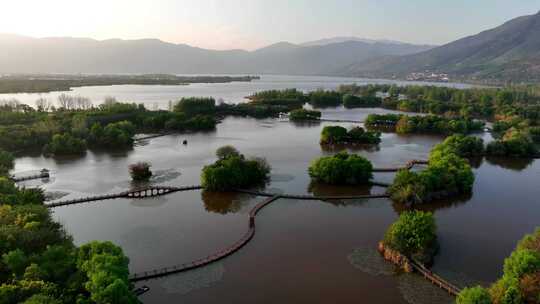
[129,162,152,181]
[383,211,437,257]
[486,128,538,157]
[456,286,492,304]
[88,121,136,148]
[201,149,270,191]
[308,152,373,185]
[308,90,343,108]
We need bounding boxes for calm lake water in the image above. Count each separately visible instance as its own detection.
[12,105,539,304]
[0,74,475,108]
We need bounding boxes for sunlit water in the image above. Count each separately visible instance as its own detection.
[12,107,539,303]
[0,74,475,108]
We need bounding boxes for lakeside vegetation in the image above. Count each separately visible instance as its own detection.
[129,162,153,181]
[201,146,271,191]
[0,148,138,303]
[288,109,321,121]
[308,152,373,185]
[0,74,260,94]
[320,126,381,145]
[457,228,539,304]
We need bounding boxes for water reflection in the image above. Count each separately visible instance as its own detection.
[290,120,322,128]
[201,191,253,214]
[320,143,381,153]
[307,182,376,206]
[391,193,471,214]
[485,156,534,171]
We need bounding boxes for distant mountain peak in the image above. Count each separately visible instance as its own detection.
[301,36,435,47]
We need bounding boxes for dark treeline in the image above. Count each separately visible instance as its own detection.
[0,74,260,94]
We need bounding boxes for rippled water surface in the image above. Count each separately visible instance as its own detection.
[13,106,540,304]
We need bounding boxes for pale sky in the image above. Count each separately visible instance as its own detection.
[1,0,539,50]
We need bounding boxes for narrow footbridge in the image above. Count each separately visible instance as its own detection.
[11,170,50,182]
[233,189,390,200]
[409,259,462,296]
[129,195,281,282]
[46,185,202,208]
[373,160,428,172]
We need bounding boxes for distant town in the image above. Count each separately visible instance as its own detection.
[407,71,450,82]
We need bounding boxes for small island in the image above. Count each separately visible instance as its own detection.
[379,210,438,269]
[308,152,373,185]
[320,126,381,145]
[288,109,322,121]
[201,146,271,191]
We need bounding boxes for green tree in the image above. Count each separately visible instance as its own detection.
[308,152,373,185]
[456,286,492,304]
[383,211,437,258]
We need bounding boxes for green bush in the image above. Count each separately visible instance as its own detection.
[88,120,135,148]
[486,128,538,157]
[456,286,492,304]
[383,211,437,257]
[308,90,343,108]
[201,148,270,191]
[308,152,373,185]
[0,149,14,175]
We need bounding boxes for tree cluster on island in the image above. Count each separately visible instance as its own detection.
[129,162,153,182]
[201,146,271,191]
[381,210,438,265]
[308,152,373,185]
[389,138,475,205]
[320,126,381,145]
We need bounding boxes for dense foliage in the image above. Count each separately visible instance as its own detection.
[88,121,136,148]
[43,134,87,156]
[288,109,322,121]
[456,228,539,304]
[173,97,216,115]
[307,90,343,108]
[249,89,308,111]
[486,128,538,158]
[320,126,381,145]
[201,147,271,191]
[431,135,485,157]
[343,94,382,108]
[395,115,484,135]
[0,150,15,176]
[389,145,474,204]
[383,211,437,260]
[308,152,373,185]
[365,114,402,128]
[129,162,153,181]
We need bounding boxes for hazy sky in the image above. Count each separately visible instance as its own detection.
[2,0,539,50]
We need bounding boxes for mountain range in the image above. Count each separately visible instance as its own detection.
[1,10,540,83]
[342,11,540,83]
[0,34,432,76]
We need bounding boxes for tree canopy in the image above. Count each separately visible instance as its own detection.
[308,152,373,185]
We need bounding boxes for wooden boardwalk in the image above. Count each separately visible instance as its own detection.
[372,160,428,172]
[46,185,202,208]
[11,171,50,182]
[409,259,462,296]
[129,195,281,282]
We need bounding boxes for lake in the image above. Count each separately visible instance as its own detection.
[12,105,539,304]
[0,74,475,108]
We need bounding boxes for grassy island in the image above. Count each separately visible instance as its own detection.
[308,152,373,185]
[457,228,539,304]
[201,146,271,191]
